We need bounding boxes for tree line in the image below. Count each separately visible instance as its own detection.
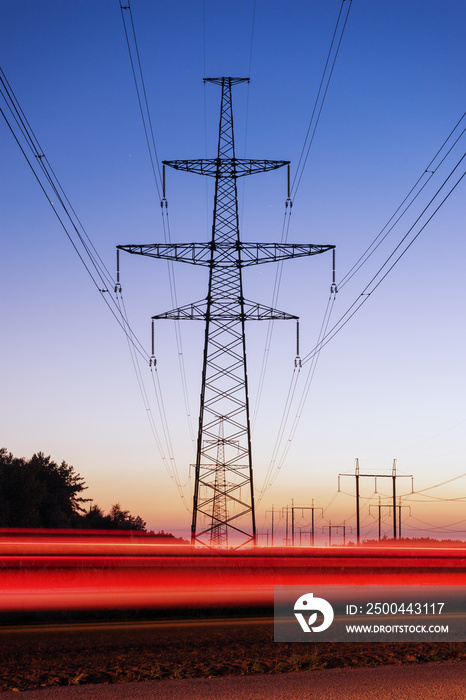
[0,448,146,530]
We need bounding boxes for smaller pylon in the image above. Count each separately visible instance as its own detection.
[210,418,228,547]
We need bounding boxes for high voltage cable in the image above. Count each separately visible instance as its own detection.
[270,483,466,538]
[402,521,466,534]
[322,490,340,514]
[256,287,337,502]
[271,46,465,483]
[362,520,378,538]
[255,0,350,494]
[406,472,466,494]
[404,497,466,502]
[239,0,256,230]
[119,0,195,448]
[338,113,466,290]
[318,488,466,538]
[243,0,256,147]
[119,0,198,503]
[118,290,187,498]
[291,0,352,200]
[0,69,145,362]
[272,291,336,466]
[257,124,464,499]
[158,207,196,446]
[202,0,349,503]
[0,71,114,290]
[116,291,189,507]
[150,365,191,510]
[252,206,293,433]
[255,192,333,496]
[2,64,117,293]
[301,149,466,366]
[408,515,466,530]
[246,0,256,78]
[257,365,301,500]
[119,0,162,199]
[1,66,191,506]
[317,486,465,531]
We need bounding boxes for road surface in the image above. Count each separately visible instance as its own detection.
[2,661,465,699]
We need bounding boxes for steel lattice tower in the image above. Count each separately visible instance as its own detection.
[118,77,335,548]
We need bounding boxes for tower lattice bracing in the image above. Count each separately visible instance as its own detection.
[118,77,335,548]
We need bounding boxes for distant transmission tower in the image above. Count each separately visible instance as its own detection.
[118,77,334,548]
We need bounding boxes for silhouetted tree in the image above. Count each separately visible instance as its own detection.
[0,448,44,527]
[108,502,146,530]
[80,503,109,529]
[80,503,146,531]
[29,452,89,527]
[0,448,144,531]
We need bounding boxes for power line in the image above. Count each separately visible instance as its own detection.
[119,0,163,199]
[396,419,466,454]
[1,66,192,507]
[256,285,337,502]
[338,113,466,290]
[407,515,466,530]
[253,1,351,447]
[254,1,351,496]
[403,491,466,502]
[402,521,466,535]
[119,0,195,446]
[301,149,466,365]
[408,472,466,494]
[116,291,189,508]
[0,70,147,361]
[183,1,351,503]
[252,206,294,433]
[291,0,352,200]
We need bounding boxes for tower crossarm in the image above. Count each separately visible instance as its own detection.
[163,158,289,178]
[152,298,298,321]
[239,243,335,266]
[117,242,334,267]
[204,77,249,87]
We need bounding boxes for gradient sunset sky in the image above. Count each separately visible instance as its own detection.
[1,0,465,542]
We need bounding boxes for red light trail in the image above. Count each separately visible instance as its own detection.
[1,530,464,613]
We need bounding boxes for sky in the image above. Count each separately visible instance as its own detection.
[1,0,465,543]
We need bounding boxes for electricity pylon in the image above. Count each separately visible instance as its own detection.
[118,77,335,548]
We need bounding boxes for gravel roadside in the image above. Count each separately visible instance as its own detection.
[1,618,465,692]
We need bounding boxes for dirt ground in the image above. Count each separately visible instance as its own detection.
[0,617,465,692]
